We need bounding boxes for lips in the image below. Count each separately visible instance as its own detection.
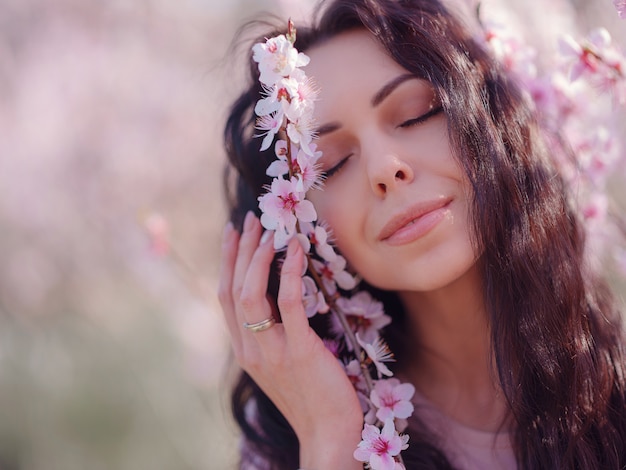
[378,197,453,245]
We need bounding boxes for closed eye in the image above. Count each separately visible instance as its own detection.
[398,106,444,128]
[324,153,353,178]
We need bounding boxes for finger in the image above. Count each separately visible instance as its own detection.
[217,222,243,353]
[231,211,262,316]
[239,231,284,343]
[277,238,310,338]
[240,230,276,321]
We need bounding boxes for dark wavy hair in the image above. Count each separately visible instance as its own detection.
[222,0,626,468]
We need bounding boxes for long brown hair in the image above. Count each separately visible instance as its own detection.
[223,0,626,468]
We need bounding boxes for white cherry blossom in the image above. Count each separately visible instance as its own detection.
[265,140,291,177]
[353,419,408,470]
[293,143,323,191]
[258,177,317,249]
[252,34,310,87]
[333,291,392,346]
[370,378,415,422]
[255,111,284,151]
[286,112,316,156]
[302,275,329,317]
[357,334,394,379]
[312,254,358,295]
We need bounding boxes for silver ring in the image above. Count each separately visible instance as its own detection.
[243,317,276,333]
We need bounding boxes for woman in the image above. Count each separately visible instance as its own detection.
[219,0,626,468]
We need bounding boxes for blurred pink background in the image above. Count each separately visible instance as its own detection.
[0,0,623,468]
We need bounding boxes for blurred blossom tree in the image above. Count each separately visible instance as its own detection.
[0,0,623,468]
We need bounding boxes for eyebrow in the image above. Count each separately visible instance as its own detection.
[316,122,341,137]
[371,73,416,107]
[314,73,417,137]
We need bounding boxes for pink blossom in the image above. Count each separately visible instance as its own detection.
[543,73,580,124]
[255,70,317,124]
[574,127,617,183]
[581,192,608,222]
[255,111,284,152]
[258,177,317,249]
[274,139,289,158]
[370,378,415,422]
[143,212,170,256]
[295,223,338,265]
[353,419,409,470]
[333,291,391,346]
[301,275,329,317]
[254,85,283,117]
[590,47,626,101]
[587,28,612,50]
[344,359,367,393]
[356,334,394,378]
[559,29,622,85]
[286,112,316,156]
[484,25,537,82]
[265,140,291,177]
[266,140,322,191]
[299,223,337,262]
[281,68,318,122]
[293,143,323,191]
[252,35,310,87]
[615,0,626,19]
[559,35,596,81]
[364,400,378,425]
[559,29,609,77]
[312,254,358,295]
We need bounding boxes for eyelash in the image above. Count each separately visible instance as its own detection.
[325,153,353,178]
[398,105,444,128]
[323,106,444,179]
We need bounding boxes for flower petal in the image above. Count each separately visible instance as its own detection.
[370,453,396,470]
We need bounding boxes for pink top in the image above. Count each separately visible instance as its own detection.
[410,391,517,470]
[241,393,518,469]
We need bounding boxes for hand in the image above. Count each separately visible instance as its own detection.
[218,211,363,469]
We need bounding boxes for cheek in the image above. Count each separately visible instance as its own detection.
[307,187,362,248]
[348,201,479,292]
[308,190,371,276]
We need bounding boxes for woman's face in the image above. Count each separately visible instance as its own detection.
[305,30,479,293]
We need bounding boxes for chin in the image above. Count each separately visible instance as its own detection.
[363,251,480,293]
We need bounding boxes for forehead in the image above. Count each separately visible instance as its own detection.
[304,30,409,110]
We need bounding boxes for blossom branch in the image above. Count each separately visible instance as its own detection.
[252,22,410,469]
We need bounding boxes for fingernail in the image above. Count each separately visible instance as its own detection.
[243,211,255,231]
[287,238,301,257]
[260,230,273,246]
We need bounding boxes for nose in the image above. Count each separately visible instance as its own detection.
[366,149,415,197]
